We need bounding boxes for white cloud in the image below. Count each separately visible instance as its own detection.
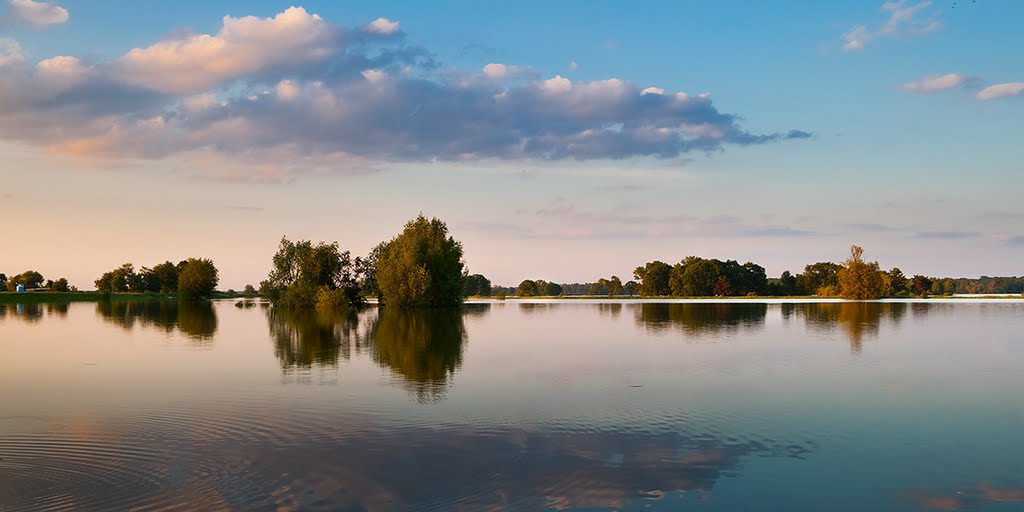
[363,17,399,35]
[481,63,532,80]
[568,61,579,72]
[7,0,68,27]
[842,1,940,51]
[542,75,572,93]
[977,82,1024,101]
[901,73,965,93]
[112,6,338,93]
[641,87,664,96]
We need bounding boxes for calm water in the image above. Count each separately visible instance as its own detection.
[1,299,1022,511]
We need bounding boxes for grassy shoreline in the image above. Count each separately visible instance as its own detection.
[0,291,258,303]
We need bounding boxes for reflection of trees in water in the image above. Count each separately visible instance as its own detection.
[0,302,69,323]
[799,303,907,354]
[517,302,553,315]
[95,300,218,342]
[266,305,489,401]
[597,303,623,318]
[634,303,768,338]
[267,308,372,369]
[371,308,468,403]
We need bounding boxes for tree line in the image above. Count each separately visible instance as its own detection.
[93,258,220,301]
[0,271,71,292]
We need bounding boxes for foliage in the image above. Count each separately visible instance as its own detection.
[517,279,539,297]
[5,270,45,291]
[243,284,257,295]
[50,278,70,292]
[95,264,134,293]
[261,237,363,310]
[793,262,842,296]
[375,215,466,308]
[177,258,219,301]
[464,274,492,297]
[633,261,672,296]
[910,275,933,296]
[837,245,885,300]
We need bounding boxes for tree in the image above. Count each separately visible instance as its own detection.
[517,279,539,297]
[837,245,885,300]
[177,258,219,301]
[623,280,639,296]
[607,276,623,297]
[7,270,45,291]
[463,274,492,297]
[886,267,908,295]
[633,261,672,296]
[0,273,6,290]
[95,264,134,293]
[779,271,797,296]
[910,275,933,296]
[796,262,843,296]
[151,261,181,293]
[243,284,257,295]
[678,259,724,296]
[376,215,466,308]
[50,278,70,292]
[262,237,361,309]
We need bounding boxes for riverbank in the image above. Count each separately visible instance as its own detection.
[0,291,258,303]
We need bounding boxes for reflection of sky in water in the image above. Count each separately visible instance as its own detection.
[0,300,1022,511]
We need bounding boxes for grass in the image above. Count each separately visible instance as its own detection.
[0,291,258,303]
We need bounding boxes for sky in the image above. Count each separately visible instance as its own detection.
[1,0,1022,290]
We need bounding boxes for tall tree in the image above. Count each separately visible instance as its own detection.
[837,245,885,300]
[633,261,672,297]
[177,258,219,301]
[607,276,623,297]
[517,279,539,297]
[262,237,361,309]
[376,215,466,308]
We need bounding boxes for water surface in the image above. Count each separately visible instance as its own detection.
[1,299,1022,511]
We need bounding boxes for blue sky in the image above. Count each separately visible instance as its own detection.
[1,0,1022,289]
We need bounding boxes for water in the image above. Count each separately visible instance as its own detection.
[1,299,1022,511]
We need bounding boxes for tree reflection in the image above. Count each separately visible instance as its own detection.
[371,308,468,402]
[94,300,217,342]
[267,307,370,369]
[634,303,767,338]
[799,302,907,354]
[265,305,487,401]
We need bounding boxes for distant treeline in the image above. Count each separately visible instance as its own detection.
[93,259,222,301]
[483,247,1024,299]
[0,271,71,292]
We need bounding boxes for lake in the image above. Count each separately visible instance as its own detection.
[1,299,1022,511]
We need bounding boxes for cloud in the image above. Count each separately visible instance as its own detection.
[842,1,941,51]
[363,17,400,35]
[5,0,68,27]
[111,6,340,93]
[1007,236,1024,247]
[977,82,1024,101]
[901,73,965,93]
[0,37,24,66]
[911,230,980,239]
[0,7,809,180]
[480,63,533,80]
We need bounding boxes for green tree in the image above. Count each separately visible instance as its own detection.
[607,275,623,297]
[779,271,797,296]
[0,273,6,290]
[262,237,362,309]
[243,284,257,295]
[517,279,539,297]
[376,215,466,308]
[177,258,219,301]
[837,245,885,300]
[150,261,181,293]
[679,259,725,296]
[50,277,70,292]
[633,261,672,296]
[95,264,134,293]
[796,262,843,296]
[623,280,639,296]
[463,274,492,297]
